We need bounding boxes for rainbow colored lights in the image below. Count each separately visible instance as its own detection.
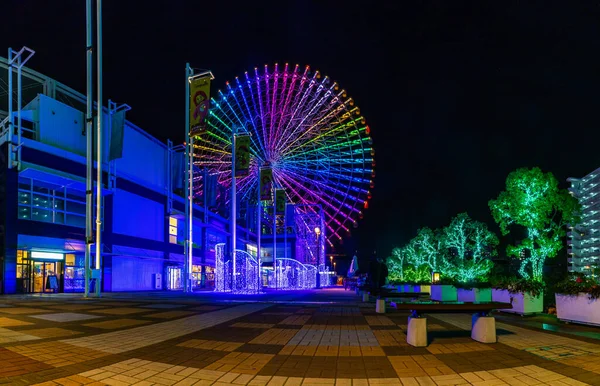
[193,63,374,244]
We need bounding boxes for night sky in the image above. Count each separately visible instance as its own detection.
[3,1,600,262]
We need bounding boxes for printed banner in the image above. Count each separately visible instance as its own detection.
[275,189,286,214]
[234,134,251,177]
[189,76,211,135]
[109,109,125,161]
[259,167,273,201]
[205,174,218,208]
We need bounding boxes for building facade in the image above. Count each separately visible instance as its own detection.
[0,56,293,294]
[567,167,600,277]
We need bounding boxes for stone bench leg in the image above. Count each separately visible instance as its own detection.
[471,314,497,343]
[407,316,428,347]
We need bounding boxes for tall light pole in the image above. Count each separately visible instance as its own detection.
[85,0,93,298]
[314,227,321,289]
[94,0,103,297]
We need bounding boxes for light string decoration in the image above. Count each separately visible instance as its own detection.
[267,258,317,289]
[192,63,374,246]
[214,243,260,293]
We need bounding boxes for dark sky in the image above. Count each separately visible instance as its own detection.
[3,1,600,259]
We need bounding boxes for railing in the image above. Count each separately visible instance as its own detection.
[0,116,9,145]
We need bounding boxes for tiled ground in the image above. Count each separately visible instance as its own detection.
[0,289,599,385]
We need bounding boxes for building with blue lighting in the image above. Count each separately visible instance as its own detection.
[0,56,292,294]
[567,167,600,278]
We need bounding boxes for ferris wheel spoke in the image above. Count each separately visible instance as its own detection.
[240,75,269,161]
[275,81,339,155]
[275,175,343,241]
[281,167,365,217]
[272,63,295,147]
[276,169,356,232]
[283,166,367,208]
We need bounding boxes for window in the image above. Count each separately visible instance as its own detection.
[64,253,85,292]
[17,176,102,228]
[169,217,179,244]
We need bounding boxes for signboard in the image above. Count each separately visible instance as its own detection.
[259,167,273,201]
[275,189,286,214]
[189,76,211,135]
[234,134,251,177]
[46,275,59,290]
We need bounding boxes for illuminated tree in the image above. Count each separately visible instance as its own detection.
[413,227,441,271]
[404,238,427,267]
[441,213,498,282]
[489,167,580,282]
[387,247,406,282]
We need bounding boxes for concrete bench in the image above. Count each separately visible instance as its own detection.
[391,301,512,347]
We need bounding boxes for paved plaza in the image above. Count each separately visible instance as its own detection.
[0,289,599,385]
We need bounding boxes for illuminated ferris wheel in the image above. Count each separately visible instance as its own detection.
[193,63,374,245]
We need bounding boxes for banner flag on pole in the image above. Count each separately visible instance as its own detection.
[109,109,125,161]
[234,134,251,177]
[259,167,273,201]
[173,151,184,191]
[206,174,218,207]
[189,76,211,135]
[275,189,286,214]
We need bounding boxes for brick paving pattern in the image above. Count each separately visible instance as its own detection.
[0,289,598,385]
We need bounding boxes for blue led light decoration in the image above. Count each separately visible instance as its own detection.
[214,243,260,293]
[268,258,317,289]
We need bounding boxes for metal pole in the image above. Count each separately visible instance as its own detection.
[231,129,237,290]
[273,196,277,289]
[284,203,288,261]
[17,55,22,169]
[256,167,261,292]
[85,0,93,297]
[7,48,12,170]
[184,63,191,293]
[188,135,194,291]
[202,167,208,288]
[95,0,103,296]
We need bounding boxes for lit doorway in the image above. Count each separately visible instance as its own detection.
[32,261,62,293]
[166,266,183,290]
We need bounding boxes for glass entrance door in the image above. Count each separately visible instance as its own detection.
[31,261,62,293]
[166,266,183,290]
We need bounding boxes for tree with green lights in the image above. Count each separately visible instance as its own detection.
[441,212,498,282]
[489,167,580,282]
[413,227,441,271]
[387,247,406,282]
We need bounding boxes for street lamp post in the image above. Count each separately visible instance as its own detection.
[314,227,321,289]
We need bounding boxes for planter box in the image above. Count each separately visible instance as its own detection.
[457,288,492,302]
[416,285,431,294]
[492,289,542,315]
[556,293,600,327]
[430,285,457,301]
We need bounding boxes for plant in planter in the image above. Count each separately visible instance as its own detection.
[490,275,545,314]
[455,280,493,302]
[401,264,431,292]
[430,276,459,301]
[489,167,581,282]
[554,274,600,326]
